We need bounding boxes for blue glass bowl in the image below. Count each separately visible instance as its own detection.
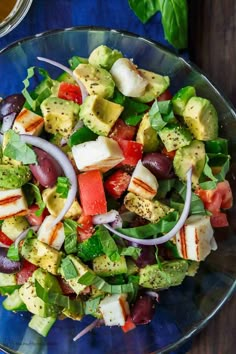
[0,27,235,354]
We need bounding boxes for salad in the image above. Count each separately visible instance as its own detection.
[0,45,233,340]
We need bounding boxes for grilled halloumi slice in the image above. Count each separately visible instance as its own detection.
[128,160,158,200]
[99,293,130,326]
[175,215,217,261]
[13,108,44,136]
[72,136,124,172]
[110,58,148,97]
[37,215,65,250]
[0,189,28,219]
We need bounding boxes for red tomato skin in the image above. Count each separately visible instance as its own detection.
[210,212,229,228]
[77,214,94,241]
[0,231,13,246]
[104,170,131,199]
[216,181,233,209]
[58,82,82,104]
[26,205,49,226]
[78,170,107,216]
[16,260,38,285]
[161,147,176,160]
[121,316,136,333]
[109,119,136,141]
[157,89,172,101]
[118,140,143,167]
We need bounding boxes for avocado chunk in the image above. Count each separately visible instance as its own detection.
[73,63,115,98]
[158,124,192,152]
[173,140,206,187]
[2,216,29,241]
[92,254,127,277]
[136,112,160,152]
[139,260,188,289]
[124,192,172,223]
[19,268,61,317]
[60,255,92,295]
[136,69,170,103]
[89,45,123,70]
[79,95,124,136]
[41,96,80,137]
[42,186,82,220]
[21,238,62,275]
[172,86,196,116]
[0,164,31,189]
[183,96,218,140]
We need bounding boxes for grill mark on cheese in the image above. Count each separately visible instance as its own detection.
[48,222,63,246]
[0,195,21,205]
[25,118,44,132]
[132,177,156,194]
[195,230,199,260]
[15,109,44,132]
[0,210,28,219]
[179,226,187,259]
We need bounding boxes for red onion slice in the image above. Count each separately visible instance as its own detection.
[20,135,77,227]
[145,291,160,302]
[14,226,39,248]
[37,56,88,102]
[103,168,192,245]
[1,112,16,133]
[73,319,103,342]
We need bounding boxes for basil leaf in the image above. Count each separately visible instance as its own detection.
[28,183,46,217]
[157,178,176,199]
[117,211,179,238]
[202,156,217,181]
[128,0,160,24]
[215,156,230,181]
[56,176,71,198]
[199,181,218,190]
[63,219,78,254]
[61,257,78,279]
[149,100,166,130]
[174,180,206,215]
[96,225,120,261]
[158,0,188,49]
[35,280,84,314]
[77,234,104,261]
[120,246,141,260]
[157,100,172,115]
[3,130,37,165]
[122,97,149,126]
[155,246,162,269]
[165,241,180,258]
[7,244,20,261]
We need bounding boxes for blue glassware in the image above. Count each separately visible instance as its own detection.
[0,28,235,354]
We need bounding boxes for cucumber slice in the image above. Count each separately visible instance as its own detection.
[2,289,27,311]
[29,315,56,337]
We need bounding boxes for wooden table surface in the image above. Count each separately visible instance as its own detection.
[188,1,236,353]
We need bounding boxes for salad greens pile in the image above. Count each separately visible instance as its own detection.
[0,43,232,340]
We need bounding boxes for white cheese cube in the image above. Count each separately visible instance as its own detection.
[128,160,158,200]
[110,58,148,97]
[99,293,130,326]
[0,189,28,219]
[13,108,44,136]
[72,136,124,172]
[37,215,65,250]
[175,215,217,261]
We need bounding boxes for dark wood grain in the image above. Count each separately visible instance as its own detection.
[188,1,236,353]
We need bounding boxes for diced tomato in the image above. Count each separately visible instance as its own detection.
[162,147,176,159]
[104,170,131,199]
[157,89,172,101]
[77,214,94,241]
[210,212,229,228]
[58,277,75,295]
[16,260,38,285]
[121,316,136,333]
[58,82,82,104]
[195,180,233,213]
[78,170,107,215]
[26,204,49,226]
[109,119,136,141]
[0,230,13,246]
[118,140,143,167]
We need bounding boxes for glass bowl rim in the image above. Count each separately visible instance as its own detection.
[0,26,235,354]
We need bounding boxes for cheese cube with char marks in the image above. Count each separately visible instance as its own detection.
[175,215,217,261]
[37,215,65,250]
[13,108,44,136]
[99,293,130,326]
[0,188,28,219]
